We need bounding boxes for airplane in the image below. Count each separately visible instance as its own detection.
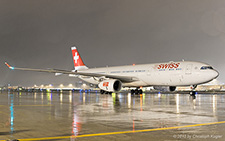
[5,46,219,95]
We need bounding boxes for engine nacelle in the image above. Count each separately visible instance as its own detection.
[98,79,122,92]
[153,86,176,92]
[169,86,176,91]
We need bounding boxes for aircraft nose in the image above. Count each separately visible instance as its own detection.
[213,70,219,79]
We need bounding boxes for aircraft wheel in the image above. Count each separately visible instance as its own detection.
[135,89,139,94]
[190,91,196,96]
[131,89,135,94]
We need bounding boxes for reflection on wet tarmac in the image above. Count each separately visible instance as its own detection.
[9,94,14,134]
[1,91,225,140]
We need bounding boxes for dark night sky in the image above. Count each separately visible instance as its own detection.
[1,0,225,86]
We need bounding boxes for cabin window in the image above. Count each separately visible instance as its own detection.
[110,71,121,73]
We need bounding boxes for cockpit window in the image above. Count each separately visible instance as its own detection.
[200,66,213,70]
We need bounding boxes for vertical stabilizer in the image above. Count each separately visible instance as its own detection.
[71,46,88,71]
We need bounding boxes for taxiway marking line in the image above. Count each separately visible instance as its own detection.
[16,120,225,141]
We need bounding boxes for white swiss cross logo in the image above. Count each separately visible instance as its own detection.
[74,52,79,63]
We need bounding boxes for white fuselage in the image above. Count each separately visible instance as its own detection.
[73,61,219,87]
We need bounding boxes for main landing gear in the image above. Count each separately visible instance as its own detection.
[131,88,143,95]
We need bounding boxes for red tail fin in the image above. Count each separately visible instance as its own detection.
[71,47,88,71]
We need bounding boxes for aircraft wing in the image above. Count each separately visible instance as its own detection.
[5,62,138,83]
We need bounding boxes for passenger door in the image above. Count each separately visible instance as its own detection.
[147,66,152,76]
[185,64,192,74]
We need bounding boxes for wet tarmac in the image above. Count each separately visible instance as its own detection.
[1,91,225,141]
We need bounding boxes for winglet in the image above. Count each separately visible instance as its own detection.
[5,62,14,70]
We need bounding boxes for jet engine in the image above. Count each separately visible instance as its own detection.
[98,79,122,92]
[153,86,176,92]
[169,86,176,91]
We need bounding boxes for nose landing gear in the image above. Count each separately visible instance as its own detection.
[190,85,197,98]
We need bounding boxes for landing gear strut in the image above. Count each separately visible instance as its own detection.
[131,88,143,95]
[100,90,105,94]
[100,90,112,94]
